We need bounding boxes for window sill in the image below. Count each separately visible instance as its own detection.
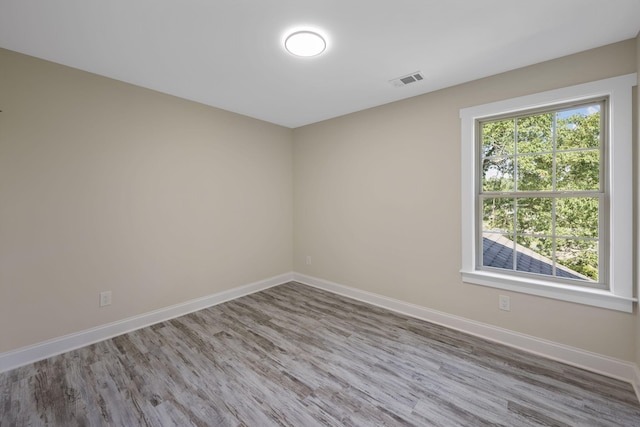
[460,270,636,312]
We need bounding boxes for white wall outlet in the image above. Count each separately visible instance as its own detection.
[306,255,312,265]
[499,294,510,311]
[99,291,112,307]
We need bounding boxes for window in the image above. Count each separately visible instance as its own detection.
[460,74,636,312]
[480,100,605,286]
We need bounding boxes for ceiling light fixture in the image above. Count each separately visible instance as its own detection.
[285,31,326,57]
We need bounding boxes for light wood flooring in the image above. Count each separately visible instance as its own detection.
[1,282,639,426]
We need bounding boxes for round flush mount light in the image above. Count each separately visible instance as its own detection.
[285,31,326,57]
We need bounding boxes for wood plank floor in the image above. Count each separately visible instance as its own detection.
[1,282,639,426]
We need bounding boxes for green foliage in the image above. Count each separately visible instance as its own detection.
[480,106,601,281]
[517,113,553,153]
[557,108,600,149]
[516,198,552,235]
[517,154,553,191]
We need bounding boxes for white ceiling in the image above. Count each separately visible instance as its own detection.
[1,0,639,128]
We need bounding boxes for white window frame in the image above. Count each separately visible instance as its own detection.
[460,74,637,312]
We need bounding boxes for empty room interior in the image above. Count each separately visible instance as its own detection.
[2,1,640,425]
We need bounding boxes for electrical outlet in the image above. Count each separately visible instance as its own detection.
[100,291,112,307]
[499,295,510,311]
[306,255,312,265]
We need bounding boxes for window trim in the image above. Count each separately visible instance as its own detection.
[460,74,637,312]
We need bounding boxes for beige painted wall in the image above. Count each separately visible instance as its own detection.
[0,49,293,353]
[294,39,638,361]
[636,31,640,367]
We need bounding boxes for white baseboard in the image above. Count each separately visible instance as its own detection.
[633,366,640,402]
[0,272,294,373]
[292,272,640,402]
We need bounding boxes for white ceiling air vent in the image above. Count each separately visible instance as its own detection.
[389,71,425,87]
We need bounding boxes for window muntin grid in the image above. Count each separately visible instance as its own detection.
[477,100,606,288]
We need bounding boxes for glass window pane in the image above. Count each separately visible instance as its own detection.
[475,100,606,288]
[516,198,552,235]
[482,198,514,233]
[557,105,600,150]
[515,236,553,277]
[556,198,598,238]
[556,150,600,191]
[517,113,553,153]
[482,156,514,192]
[482,119,515,157]
[517,154,553,191]
[482,233,514,271]
[555,238,598,282]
